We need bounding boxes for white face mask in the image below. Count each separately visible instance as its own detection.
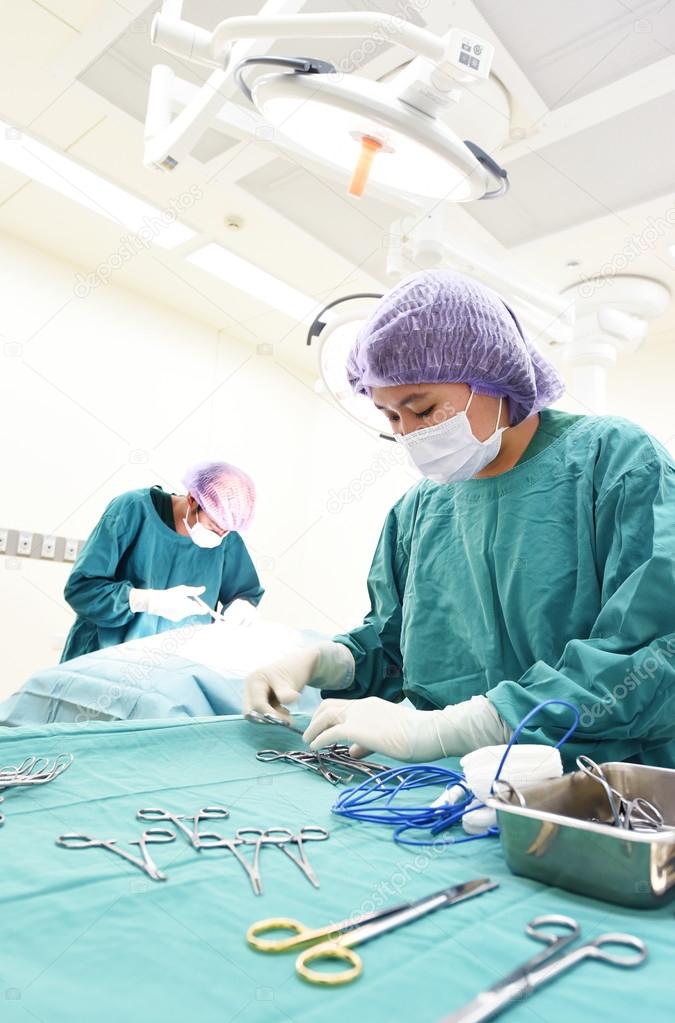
[396,392,506,483]
[183,506,225,548]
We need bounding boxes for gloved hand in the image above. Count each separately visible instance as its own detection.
[220,598,258,626]
[129,584,207,622]
[303,695,512,761]
[243,642,355,721]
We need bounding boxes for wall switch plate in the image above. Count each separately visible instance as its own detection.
[17,531,33,556]
[41,535,57,559]
[64,539,79,562]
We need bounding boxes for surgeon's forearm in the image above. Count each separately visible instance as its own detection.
[432,695,513,757]
[64,575,135,627]
[308,642,356,690]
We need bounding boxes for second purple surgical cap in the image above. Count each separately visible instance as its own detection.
[346,270,564,425]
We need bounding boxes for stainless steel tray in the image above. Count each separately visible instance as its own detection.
[486,761,675,908]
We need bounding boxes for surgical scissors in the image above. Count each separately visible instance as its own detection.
[198,831,263,895]
[247,878,498,985]
[137,806,230,849]
[440,915,647,1022]
[56,828,176,881]
[252,827,329,889]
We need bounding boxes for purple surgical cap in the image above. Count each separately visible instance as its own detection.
[182,461,256,532]
[346,269,564,424]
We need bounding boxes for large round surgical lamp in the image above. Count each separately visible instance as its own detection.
[238,67,507,202]
[306,293,397,439]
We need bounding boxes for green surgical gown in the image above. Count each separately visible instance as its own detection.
[333,411,675,768]
[61,488,264,662]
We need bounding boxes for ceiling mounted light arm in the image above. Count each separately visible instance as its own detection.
[152,12,446,70]
[235,56,336,106]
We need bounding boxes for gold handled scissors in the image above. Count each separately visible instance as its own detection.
[247,877,498,986]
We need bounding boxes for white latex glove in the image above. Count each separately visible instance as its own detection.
[220,599,258,627]
[243,641,355,722]
[129,584,207,622]
[303,695,512,761]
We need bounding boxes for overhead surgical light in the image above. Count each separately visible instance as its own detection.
[146,9,508,203]
[306,293,394,439]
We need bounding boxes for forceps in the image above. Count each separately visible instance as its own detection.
[137,806,230,849]
[198,831,263,895]
[0,753,73,788]
[440,915,647,1022]
[248,877,498,986]
[56,829,176,881]
[576,756,665,831]
[246,711,306,736]
[256,749,344,785]
[251,827,329,889]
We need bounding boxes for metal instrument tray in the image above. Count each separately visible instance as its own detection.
[486,761,675,908]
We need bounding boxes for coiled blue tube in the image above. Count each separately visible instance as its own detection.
[331,699,580,848]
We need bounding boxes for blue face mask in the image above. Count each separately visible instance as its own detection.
[183,507,225,548]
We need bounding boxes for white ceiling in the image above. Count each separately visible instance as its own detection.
[2,0,675,377]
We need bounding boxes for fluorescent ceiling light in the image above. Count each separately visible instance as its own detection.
[187,242,317,321]
[0,121,195,249]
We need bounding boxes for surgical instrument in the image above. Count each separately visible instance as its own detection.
[251,827,329,889]
[0,753,73,788]
[137,805,230,849]
[440,914,647,1022]
[56,828,176,881]
[246,711,306,736]
[190,594,229,623]
[576,756,665,831]
[198,831,263,895]
[248,877,498,985]
[257,749,345,785]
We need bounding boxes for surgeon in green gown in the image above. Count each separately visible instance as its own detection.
[61,460,263,661]
[244,270,675,769]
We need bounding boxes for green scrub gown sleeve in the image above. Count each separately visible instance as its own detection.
[329,506,407,702]
[217,534,264,609]
[63,496,138,628]
[487,458,675,764]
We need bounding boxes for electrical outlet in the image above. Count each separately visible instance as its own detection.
[41,535,56,559]
[17,531,33,556]
[0,529,7,553]
[64,539,79,562]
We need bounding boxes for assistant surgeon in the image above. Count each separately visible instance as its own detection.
[61,461,263,661]
[245,270,675,768]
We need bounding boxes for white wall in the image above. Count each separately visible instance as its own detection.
[0,232,418,696]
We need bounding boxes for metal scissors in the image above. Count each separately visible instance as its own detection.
[440,914,647,1022]
[247,877,498,985]
[252,826,329,889]
[137,806,230,849]
[56,828,176,881]
[198,831,263,895]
